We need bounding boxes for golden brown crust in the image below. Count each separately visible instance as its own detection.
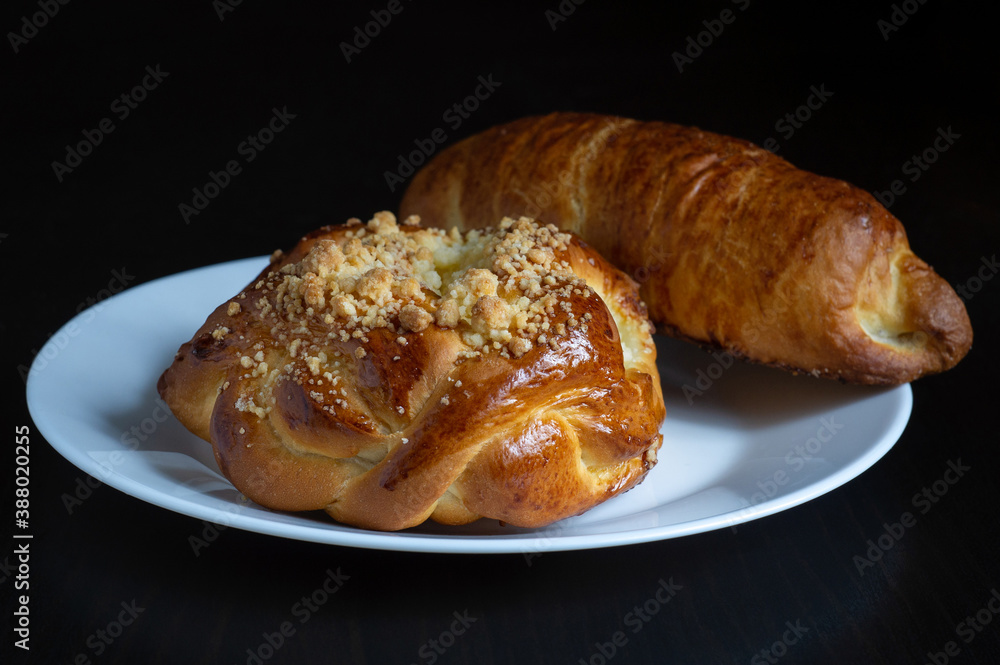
[158,213,664,530]
[399,112,973,385]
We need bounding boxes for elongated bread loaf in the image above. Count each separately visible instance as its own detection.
[400,112,972,385]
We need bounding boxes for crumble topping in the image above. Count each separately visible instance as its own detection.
[226,211,651,419]
[257,211,591,361]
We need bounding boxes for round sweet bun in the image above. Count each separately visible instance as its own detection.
[158,212,665,531]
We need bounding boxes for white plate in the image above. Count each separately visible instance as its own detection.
[26,257,912,554]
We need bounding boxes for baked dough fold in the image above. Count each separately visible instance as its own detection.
[159,213,664,530]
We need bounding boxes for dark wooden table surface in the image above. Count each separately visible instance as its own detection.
[5,2,998,663]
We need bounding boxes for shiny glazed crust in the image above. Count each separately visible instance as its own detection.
[158,213,664,531]
[399,112,973,385]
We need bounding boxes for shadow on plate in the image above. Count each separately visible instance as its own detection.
[655,335,896,430]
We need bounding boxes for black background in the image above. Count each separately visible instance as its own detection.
[4,1,999,663]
